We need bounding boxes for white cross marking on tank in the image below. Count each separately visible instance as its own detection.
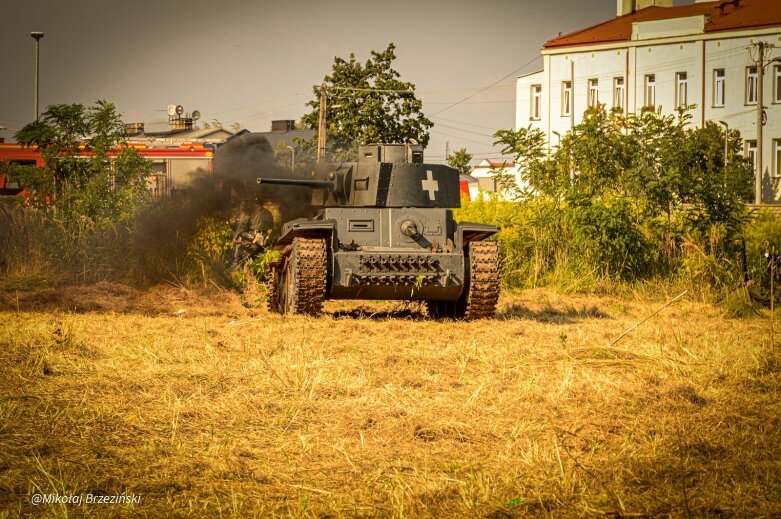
[422,170,439,201]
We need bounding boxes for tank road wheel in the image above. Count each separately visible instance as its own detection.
[426,240,501,320]
[267,237,327,316]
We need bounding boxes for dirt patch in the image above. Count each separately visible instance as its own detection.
[0,281,247,316]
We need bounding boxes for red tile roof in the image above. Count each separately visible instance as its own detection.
[475,160,517,168]
[544,0,781,49]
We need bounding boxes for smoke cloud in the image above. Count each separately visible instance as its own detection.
[130,134,314,285]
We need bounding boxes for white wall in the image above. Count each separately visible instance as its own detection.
[516,24,781,201]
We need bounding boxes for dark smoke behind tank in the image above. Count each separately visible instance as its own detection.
[213,133,312,223]
[130,134,313,285]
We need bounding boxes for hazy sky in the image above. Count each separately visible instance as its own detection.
[1,0,625,163]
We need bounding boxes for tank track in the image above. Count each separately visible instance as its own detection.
[267,261,281,314]
[462,240,501,319]
[267,238,327,315]
[425,240,500,320]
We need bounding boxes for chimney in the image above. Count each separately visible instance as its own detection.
[124,123,145,136]
[617,0,636,16]
[170,117,193,131]
[271,120,295,132]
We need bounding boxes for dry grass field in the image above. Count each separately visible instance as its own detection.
[0,283,779,518]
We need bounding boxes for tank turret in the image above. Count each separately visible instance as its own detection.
[264,143,501,320]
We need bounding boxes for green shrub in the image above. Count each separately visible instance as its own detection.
[185,217,233,285]
[744,209,781,289]
[565,197,650,280]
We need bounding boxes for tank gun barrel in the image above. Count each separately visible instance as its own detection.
[257,177,334,190]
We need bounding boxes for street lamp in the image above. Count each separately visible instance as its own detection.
[718,121,729,166]
[552,130,561,149]
[31,31,44,120]
[286,145,295,172]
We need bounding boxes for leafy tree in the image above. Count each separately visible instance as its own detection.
[488,105,753,282]
[274,139,293,168]
[623,107,691,220]
[13,100,151,226]
[676,121,752,243]
[300,43,433,162]
[493,125,551,199]
[558,106,630,200]
[447,148,472,175]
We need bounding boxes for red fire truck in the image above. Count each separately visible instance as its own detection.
[0,141,215,198]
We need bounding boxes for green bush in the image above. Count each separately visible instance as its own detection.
[565,197,650,280]
[185,217,233,285]
[743,209,781,289]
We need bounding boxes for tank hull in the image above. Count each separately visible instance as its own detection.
[264,144,501,319]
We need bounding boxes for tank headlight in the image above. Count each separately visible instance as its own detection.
[400,219,419,238]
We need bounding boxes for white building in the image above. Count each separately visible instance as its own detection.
[516,0,781,202]
[469,159,524,199]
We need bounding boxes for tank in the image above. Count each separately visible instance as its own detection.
[259,143,501,319]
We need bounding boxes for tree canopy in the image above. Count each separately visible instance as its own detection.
[12,100,150,226]
[491,106,753,279]
[299,43,433,162]
[447,148,473,176]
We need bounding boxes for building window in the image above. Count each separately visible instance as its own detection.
[644,74,656,109]
[531,84,542,120]
[676,72,688,108]
[613,77,625,111]
[588,78,599,108]
[746,66,758,105]
[775,65,781,104]
[776,139,781,177]
[746,140,757,173]
[562,81,572,116]
[713,69,725,107]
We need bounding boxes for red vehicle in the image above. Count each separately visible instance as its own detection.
[0,143,43,196]
[0,141,215,198]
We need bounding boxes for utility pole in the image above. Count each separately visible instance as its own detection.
[316,83,327,164]
[31,32,44,120]
[756,41,765,204]
[749,41,777,204]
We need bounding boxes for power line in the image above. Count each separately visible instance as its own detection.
[430,115,503,132]
[433,122,495,138]
[433,129,495,147]
[431,55,542,116]
[426,99,515,106]
[329,86,417,94]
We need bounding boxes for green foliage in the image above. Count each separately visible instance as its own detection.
[559,106,629,199]
[743,209,781,290]
[1,101,153,287]
[565,197,649,279]
[479,106,754,294]
[447,148,472,175]
[493,125,549,199]
[12,100,151,227]
[251,249,281,280]
[274,139,294,169]
[185,217,233,282]
[300,43,433,162]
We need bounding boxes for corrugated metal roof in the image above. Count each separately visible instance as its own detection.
[544,0,780,49]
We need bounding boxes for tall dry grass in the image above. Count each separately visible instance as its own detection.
[0,286,779,517]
